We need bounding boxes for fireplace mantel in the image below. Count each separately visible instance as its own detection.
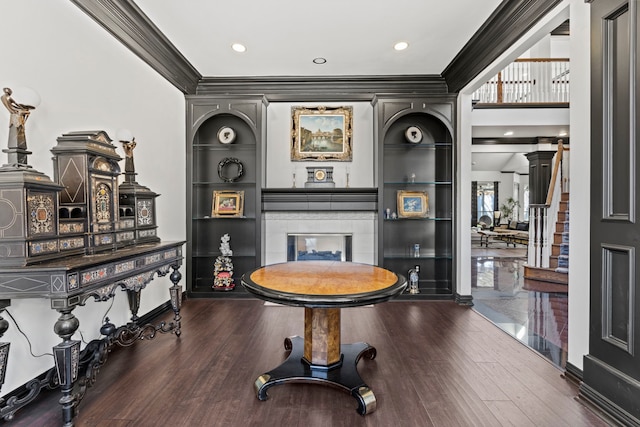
[262,188,378,211]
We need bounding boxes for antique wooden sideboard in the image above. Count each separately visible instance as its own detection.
[0,240,185,426]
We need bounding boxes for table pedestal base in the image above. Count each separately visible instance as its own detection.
[254,336,377,415]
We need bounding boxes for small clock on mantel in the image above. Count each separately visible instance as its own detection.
[305,166,335,188]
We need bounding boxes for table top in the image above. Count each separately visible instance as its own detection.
[241,261,406,308]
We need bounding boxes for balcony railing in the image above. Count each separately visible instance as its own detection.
[473,58,570,105]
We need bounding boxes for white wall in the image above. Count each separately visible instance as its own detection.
[0,1,185,393]
[567,0,590,371]
[265,102,375,188]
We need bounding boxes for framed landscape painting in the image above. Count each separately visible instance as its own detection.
[291,105,353,161]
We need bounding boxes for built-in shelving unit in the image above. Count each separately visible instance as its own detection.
[186,93,456,300]
[375,98,455,298]
[186,96,266,298]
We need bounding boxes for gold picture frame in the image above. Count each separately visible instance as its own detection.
[291,105,353,161]
[397,190,429,218]
[212,190,244,217]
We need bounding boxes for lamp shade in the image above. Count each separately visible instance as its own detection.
[116,128,134,142]
[10,87,41,109]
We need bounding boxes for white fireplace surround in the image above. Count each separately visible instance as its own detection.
[263,211,377,265]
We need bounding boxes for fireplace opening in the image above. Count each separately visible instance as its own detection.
[287,233,352,262]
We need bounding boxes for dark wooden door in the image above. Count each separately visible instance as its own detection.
[585,0,640,424]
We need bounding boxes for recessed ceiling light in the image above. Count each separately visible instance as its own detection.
[313,57,327,64]
[504,131,514,136]
[394,41,409,51]
[559,131,568,136]
[231,43,246,53]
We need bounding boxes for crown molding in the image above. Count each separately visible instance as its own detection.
[70,0,201,94]
[196,75,450,100]
[443,0,563,93]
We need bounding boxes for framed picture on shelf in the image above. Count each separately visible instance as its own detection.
[212,190,244,217]
[397,190,429,218]
[291,105,353,161]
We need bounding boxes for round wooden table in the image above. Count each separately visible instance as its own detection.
[241,261,406,415]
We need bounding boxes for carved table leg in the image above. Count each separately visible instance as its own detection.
[168,264,182,337]
[126,289,141,324]
[0,300,10,393]
[53,307,81,427]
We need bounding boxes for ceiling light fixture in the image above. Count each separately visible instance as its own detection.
[313,57,327,64]
[559,131,568,136]
[394,41,409,51]
[504,131,514,136]
[231,43,246,53]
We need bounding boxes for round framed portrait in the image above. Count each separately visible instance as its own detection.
[404,126,423,144]
[217,126,236,144]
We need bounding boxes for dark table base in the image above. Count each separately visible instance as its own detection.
[254,336,377,415]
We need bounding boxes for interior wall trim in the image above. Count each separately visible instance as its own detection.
[196,76,450,100]
[443,0,563,93]
[70,0,201,94]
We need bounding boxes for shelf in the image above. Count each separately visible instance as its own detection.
[383,217,451,221]
[383,253,453,260]
[193,216,255,221]
[192,181,256,186]
[193,144,256,149]
[383,181,452,186]
[383,142,451,149]
[192,253,257,259]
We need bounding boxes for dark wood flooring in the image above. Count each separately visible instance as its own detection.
[6,299,610,426]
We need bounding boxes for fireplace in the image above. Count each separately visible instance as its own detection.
[287,233,353,262]
[261,189,377,265]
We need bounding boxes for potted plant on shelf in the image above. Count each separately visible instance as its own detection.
[500,197,520,222]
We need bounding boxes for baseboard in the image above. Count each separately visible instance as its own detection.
[580,355,640,426]
[454,293,474,306]
[562,361,583,386]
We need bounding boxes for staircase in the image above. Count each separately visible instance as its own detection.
[524,192,569,285]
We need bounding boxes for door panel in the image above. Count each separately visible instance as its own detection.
[585,0,640,423]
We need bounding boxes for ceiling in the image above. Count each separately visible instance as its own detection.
[80,1,567,173]
[134,0,504,77]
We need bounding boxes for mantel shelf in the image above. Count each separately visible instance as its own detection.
[262,188,378,212]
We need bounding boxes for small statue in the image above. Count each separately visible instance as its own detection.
[219,233,233,256]
[213,233,235,291]
[408,265,420,294]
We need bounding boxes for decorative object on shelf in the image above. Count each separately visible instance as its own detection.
[52,131,122,254]
[291,167,297,188]
[404,126,423,144]
[409,172,416,183]
[217,126,236,144]
[213,233,235,291]
[217,157,244,183]
[385,208,391,219]
[212,190,244,217]
[116,129,160,245]
[408,265,420,294]
[412,243,420,258]
[397,190,429,218]
[305,166,335,188]
[0,87,65,266]
[291,105,353,161]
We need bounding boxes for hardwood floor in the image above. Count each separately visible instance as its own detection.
[7,298,610,427]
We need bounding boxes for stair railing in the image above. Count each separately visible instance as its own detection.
[528,141,569,268]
